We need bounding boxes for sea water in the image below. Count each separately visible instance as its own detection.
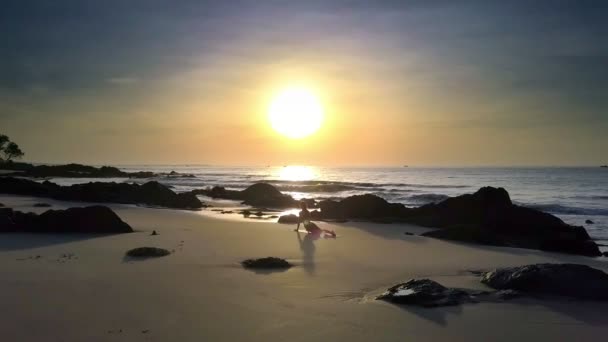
[49,165,608,244]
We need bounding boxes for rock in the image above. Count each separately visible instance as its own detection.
[416,187,601,257]
[586,219,594,224]
[255,211,264,217]
[241,257,292,269]
[242,210,251,217]
[319,194,407,220]
[240,183,298,208]
[126,247,171,258]
[277,214,299,224]
[481,263,608,300]
[9,163,127,178]
[0,203,4,207]
[1,206,133,233]
[151,230,158,236]
[198,183,299,208]
[0,208,17,232]
[603,252,608,257]
[377,279,473,307]
[0,177,204,209]
[404,232,414,236]
[33,203,51,207]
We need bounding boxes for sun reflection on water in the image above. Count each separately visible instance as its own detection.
[278,166,317,181]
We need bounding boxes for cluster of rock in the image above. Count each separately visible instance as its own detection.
[0,162,194,179]
[0,206,133,233]
[378,263,608,307]
[314,187,600,257]
[0,177,203,209]
[197,183,304,208]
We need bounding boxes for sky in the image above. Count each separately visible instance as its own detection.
[1,0,607,166]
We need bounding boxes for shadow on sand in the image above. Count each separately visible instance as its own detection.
[297,230,321,276]
[0,233,117,251]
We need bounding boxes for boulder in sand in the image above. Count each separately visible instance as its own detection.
[277,214,299,224]
[126,247,171,258]
[241,257,292,269]
[481,263,608,300]
[377,279,473,307]
[1,206,133,233]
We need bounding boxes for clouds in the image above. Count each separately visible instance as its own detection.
[0,1,606,165]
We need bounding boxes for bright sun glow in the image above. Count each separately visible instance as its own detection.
[268,87,324,139]
[278,165,316,181]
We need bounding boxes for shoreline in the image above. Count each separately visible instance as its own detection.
[1,194,608,341]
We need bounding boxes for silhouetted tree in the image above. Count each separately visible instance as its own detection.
[0,135,25,162]
[0,135,8,151]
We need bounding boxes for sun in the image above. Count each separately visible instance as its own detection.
[268,86,324,139]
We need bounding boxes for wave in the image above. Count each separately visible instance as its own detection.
[523,203,608,216]
[573,195,608,200]
[403,193,450,204]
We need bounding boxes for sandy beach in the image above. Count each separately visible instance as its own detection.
[1,194,607,341]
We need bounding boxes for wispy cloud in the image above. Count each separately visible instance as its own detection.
[106,77,139,85]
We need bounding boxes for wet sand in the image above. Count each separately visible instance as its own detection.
[1,194,607,341]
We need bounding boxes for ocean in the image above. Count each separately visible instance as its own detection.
[49,165,608,244]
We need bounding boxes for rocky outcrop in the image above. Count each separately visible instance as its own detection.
[201,183,299,208]
[0,206,133,233]
[314,186,599,256]
[0,162,194,179]
[319,194,408,220]
[0,177,203,209]
[241,257,292,269]
[481,263,608,300]
[418,188,600,256]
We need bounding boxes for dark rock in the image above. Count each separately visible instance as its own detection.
[151,230,158,236]
[491,289,521,300]
[33,203,52,207]
[0,177,203,209]
[414,187,601,257]
[241,257,292,269]
[0,203,4,207]
[126,247,170,258]
[0,208,17,232]
[586,219,594,224]
[255,211,264,217]
[240,183,297,208]
[319,194,407,220]
[481,263,608,300]
[269,215,278,219]
[198,183,299,208]
[404,232,414,236]
[127,171,155,178]
[377,279,473,307]
[603,252,608,257]
[1,206,133,233]
[277,214,299,224]
[242,210,251,217]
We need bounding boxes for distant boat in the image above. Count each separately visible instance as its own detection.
[601,165,608,168]
[403,165,408,168]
